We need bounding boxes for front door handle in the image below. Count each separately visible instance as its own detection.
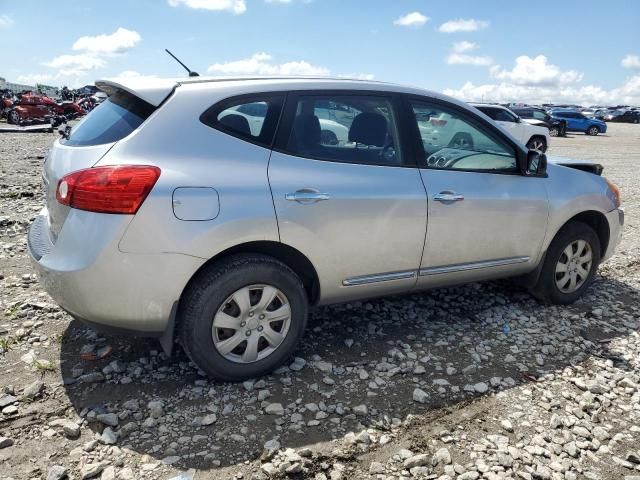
[433,191,464,202]
[285,189,330,204]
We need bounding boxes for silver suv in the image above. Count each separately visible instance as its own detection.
[28,77,624,381]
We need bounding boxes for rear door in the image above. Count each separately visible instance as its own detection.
[268,91,428,304]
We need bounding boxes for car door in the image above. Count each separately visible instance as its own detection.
[268,92,428,305]
[406,96,549,288]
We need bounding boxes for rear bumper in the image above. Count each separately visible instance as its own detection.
[28,207,205,334]
[603,207,624,262]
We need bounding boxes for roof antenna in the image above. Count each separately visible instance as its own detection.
[165,49,199,77]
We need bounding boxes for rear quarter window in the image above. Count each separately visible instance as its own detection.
[62,91,155,146]
[200,94,284,148]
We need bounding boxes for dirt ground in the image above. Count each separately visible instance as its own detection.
[0,123,639,480]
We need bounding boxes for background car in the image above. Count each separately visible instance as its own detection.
[607,110,640,123]
[549,110,607,135]
[509,106,567,137]
[471,103,550,151]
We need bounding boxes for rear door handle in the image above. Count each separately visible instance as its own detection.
[433,191,464,202]
[285,189,330,204]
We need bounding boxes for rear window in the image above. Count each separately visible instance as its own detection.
[62,91,155,146]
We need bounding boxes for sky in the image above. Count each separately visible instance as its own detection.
[1,0,639,105]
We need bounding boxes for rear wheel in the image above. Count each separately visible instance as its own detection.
[178,254,308,381]
[587,126,600,136]
[634,118,639,124]
[531,222,600,304]
[548,126,560,137]
[526,136,547,152]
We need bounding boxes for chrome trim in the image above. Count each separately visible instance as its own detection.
[343,270,417,286]
[419,256,530,276]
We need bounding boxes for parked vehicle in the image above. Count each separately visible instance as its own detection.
[1,89,14,120]
[7,92,84,125]
[29,77,624,381]
[549,110,607,135]
[606,110,640,123]
[509,106,567,137]
[471,103,550,151]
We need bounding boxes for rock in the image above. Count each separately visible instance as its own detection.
[122,399,139,411]
[473,382,489,393]
[100,427,118,445]
[2,405,17,415]
[413,388,428,403]
[265,403,284,415]
[289,357,306,371]
[47,465,68,480]
[20,350,36,364]
[549,413,562,429]
[96,413,118,427]
[353,404,368,416]
[404,453,430,468]
[0,436,14,449]
[0,394,18,408]
[369,462,385,474]
[62,421,80,439]
[148,400,163,418]
[314,360,333,373]
[501,419,514,432]
[432,447,452,465]
[201,414,217,426]
[80,463,104,479]
[117,469,134,480]
[592,426,610,441]
[101,466,116,480]
[264,438,281,452]
[21,379,44,399]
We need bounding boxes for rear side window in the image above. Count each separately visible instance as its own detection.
[62,91,155,146]
[279,94,403,166]
[200,94,284,148]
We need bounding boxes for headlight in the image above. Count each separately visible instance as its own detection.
[605,178,621,207]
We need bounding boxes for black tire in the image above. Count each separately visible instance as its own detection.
[587,126,600,136]
[7,109,20,125]
[548,126,560,137]
[178,254,308,381]
[634,118,639,124]
[526,136,547,152]
[530,221,601,305]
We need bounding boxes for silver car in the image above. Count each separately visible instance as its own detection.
[28,77,624,381]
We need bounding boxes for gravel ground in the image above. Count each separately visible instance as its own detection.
[0,124,639,480]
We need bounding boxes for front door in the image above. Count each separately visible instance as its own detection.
[407,97,549,288]
[269,93,428,304]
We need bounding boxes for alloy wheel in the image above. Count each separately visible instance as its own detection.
[555,240,593,293]
[212,284,291,364]
[529,139,545,151]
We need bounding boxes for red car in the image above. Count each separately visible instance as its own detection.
[7,92,85,125]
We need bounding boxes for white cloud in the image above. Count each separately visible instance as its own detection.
[111,70,160,81]
[452,41,477,53]
[167,0,246,14]
[72,27,141,55]
[16,73,55,84]
[447,53,492,67]
[489,55,582,86]
[43,54,106,76]
[394,12,429,27]
[207,52,330,76]
[622,54,640,69]
[338,72,375,81]
[443,76,640,106]
[0,14,13,28]
[438,18,489,33]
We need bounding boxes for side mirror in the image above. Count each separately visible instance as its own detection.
[515,116,521,123]
[526,150,547,176]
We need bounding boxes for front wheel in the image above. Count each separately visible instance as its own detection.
[531,222,600,304]
[178,254,308,381]
[7,110,20,125]
[548,126,560,137]
[587,126,600,136]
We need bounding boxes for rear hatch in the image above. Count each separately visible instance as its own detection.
[43,79,175,241]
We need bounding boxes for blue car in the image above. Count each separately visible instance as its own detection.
[549,109,607,136]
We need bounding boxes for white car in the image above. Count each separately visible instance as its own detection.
[471,104,550,152]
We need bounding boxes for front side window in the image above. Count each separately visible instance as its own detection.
[411,100,518,172]
[200,95,284,147]
[282,95,403,166]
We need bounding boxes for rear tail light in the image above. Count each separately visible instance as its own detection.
[431,119,448,126]
[56,165,161,214]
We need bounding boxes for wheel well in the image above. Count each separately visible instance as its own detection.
[183,241,320,305]
[564,211,610,255]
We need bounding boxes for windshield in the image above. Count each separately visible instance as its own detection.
[62,91,155,146]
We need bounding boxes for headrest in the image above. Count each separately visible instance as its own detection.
[218,113,251,136]
[292,114,321,148]
[348,112,388,147]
